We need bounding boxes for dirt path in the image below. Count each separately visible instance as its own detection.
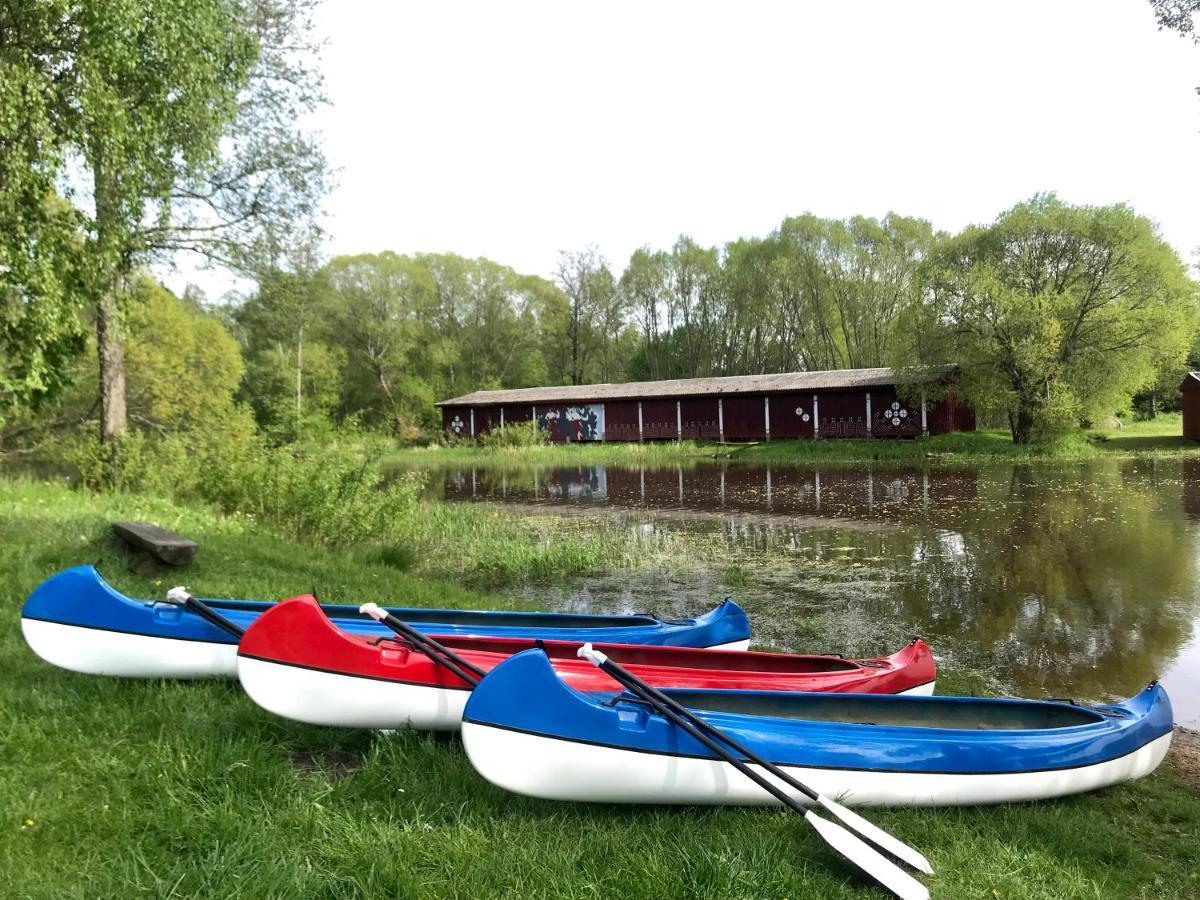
[1169,726,1200,791]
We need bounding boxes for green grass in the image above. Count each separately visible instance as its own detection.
[384,414,1200,470]
[1,479,1197,898]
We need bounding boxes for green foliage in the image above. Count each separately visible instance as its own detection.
[125,280,247,430]
[0,17,88,419]
[477,419,548,449]
[898,195,1199,443]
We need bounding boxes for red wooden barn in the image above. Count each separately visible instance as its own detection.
[437,366,975,442]
[1181,373,1200,441]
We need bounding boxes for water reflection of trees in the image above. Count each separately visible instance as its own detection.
[437,458,1199,702]
[879,460,1199,698]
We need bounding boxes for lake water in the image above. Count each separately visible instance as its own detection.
[426,458,1200,727]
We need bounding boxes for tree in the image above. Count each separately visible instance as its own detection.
[321,252,439,433]
[555,247,624,385]
[0,6,87,424]
[124,280,247,432]
[5,0,326,447]
[899,195,1199,443]
[234,246,343,440]
[1150,1,1199,43]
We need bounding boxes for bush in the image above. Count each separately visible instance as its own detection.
[66,426,421,547]
[477,419,547,449]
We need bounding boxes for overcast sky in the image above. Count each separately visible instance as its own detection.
[167,0,1200,298]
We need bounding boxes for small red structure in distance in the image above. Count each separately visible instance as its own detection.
[438,366,975,442]
[1180,373,1200,441]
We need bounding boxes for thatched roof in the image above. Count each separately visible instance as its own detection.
[437,366,956,407]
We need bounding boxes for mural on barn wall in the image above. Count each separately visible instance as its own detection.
[537,404,606,442]
[448,413,467,437]
[873,399,921,436]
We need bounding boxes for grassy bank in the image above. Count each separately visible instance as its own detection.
[1,480,1198,898]
[384,414,1200,469]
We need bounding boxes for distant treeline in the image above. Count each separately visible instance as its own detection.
[224,196,1198,443]
[3,196,1198,452]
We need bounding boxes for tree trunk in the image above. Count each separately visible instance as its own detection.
[1011,405,1036,444]
[97,292,127,442]
[295,322,304,435]
[93,154,127,443]
[1150,390,1158,419]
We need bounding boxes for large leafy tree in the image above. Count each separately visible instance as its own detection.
[899,195,1199,442]
[320,252,439,434]
[2,0,325,447]
[0,5,86,423]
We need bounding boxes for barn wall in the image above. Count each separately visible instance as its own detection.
[604,400,640,441]
[680,398,720,439]
[641,399,678,439]
[819,391,869,438]
[1184,390,1200,441]
[474,405,501,435]
[722,396,767,440]
[441,380,978,441]
[503,404,533,424]
[766,393,816,438]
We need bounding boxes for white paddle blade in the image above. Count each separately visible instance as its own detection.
[359,603,386,622]
[804,812,929,900]
[817,795,934,875]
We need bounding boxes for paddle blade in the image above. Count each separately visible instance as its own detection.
[817,795,934,875]
[804,812,929,900]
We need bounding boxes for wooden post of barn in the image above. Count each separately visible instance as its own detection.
[637,401,644,442]
[469,409,475,438]
[718,398,724,442]
[812,394,820,439]
[920,391,928,436]
[865,392,873,436]
[676,400,682,442]
[763,396,771,441]
[499,406,505,432]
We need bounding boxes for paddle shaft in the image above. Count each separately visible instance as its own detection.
[179,595,245,639]
[614,673,815,816]
[370,609,486,685]
[594,654,932,896]
[597,657,819,802]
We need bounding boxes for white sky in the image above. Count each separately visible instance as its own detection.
[166,0,1200,299]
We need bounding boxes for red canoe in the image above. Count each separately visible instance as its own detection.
[237,595,936,730]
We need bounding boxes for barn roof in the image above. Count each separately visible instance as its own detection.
[1179,372,1200,392]
[437,365,957,407]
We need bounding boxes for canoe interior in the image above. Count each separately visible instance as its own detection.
[204,599,661,629]
[663,691,1107,730]
[430,636,861,672]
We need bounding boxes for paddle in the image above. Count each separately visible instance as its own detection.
[358,603,485,686]
[577,643,932,900]
[164,587,245,639]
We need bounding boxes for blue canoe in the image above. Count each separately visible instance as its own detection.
[20,566,751,678]
[461,649,1174,807]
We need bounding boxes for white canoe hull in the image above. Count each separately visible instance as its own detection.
[20,618,237,679]
[238,656,468,730]
[461,722,1172,808]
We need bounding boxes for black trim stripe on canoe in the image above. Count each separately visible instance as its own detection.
[236,651,474,691]
[459,717,1170,777]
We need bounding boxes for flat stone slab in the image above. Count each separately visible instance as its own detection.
[112,521,198,567]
